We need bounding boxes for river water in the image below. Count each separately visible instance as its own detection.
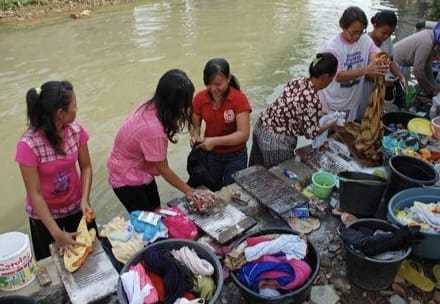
[0,0,428,233]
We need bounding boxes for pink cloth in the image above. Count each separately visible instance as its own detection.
[257,255,312,291]
[15,121,88,219]
[129,263,159,304]
[107,104,168,188]
[246,235,276,247]
[157,208,198,240]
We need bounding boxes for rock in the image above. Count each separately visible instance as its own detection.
[394,275,406,285]
[390,295,408,304]
[328,243,340,253]
[434,290,440,303]
[331,277,351,292]
[310,285,340,304]
[379,290,394,296]
[392,283,407,298]
[320,254,332,268]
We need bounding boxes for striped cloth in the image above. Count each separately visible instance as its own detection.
[249,120,297,168]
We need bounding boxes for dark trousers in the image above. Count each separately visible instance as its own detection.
[113,179,161,213]
[29,211,97,261]
[206,149,248,191]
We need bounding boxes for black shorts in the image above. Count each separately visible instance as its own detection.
[113,179,161,213]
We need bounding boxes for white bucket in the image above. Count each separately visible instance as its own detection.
[0,232,36,291]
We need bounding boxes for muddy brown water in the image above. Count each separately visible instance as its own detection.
[0,0,428,233]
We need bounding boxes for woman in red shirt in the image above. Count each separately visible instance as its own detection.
[191,58,252,191]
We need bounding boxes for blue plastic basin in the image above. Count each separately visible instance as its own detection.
[388,187,440,260]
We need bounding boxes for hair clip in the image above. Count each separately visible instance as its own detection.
[35,87,41,95]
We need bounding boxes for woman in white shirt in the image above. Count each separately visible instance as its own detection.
[320,6,388,121]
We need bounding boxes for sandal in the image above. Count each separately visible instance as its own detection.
[398,260,435,292]
[432,264,440,282]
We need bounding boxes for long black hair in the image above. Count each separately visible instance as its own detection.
[309,53,338,78]
[339,6,368,29]
[26,81,74,154]
[203,58,240,90]
[147,69,195,143]
[371,10,397,28]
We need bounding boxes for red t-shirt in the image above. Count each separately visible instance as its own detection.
[193,87,252,154]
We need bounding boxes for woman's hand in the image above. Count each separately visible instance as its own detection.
[80,200,95,223]
[397,74,406,88]
[190,135,202,147]
[197,137,216,151]
[366,60,388,77]
[53,229,85,255]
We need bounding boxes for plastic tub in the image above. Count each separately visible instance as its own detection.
[342,219,411,291]
[388,187,440,260]
[311,171,336,199]
[0,232,36,291]
[382,112,418,135]
[432,116,440,139]
[117,239,223,304]
[383,155,438,206]
[231,228,320,304]
[0,296,37,304]
[338,171,388,217]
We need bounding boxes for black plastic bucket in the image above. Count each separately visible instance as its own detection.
[383,155,438,205]
[338,171,388,217]
[0,296,36,304]
[342,219,411,291]
[230,228,320,304]
[382,112,418,135]
[117,239,224,304]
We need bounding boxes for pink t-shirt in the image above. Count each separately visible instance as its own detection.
[107,103,168,188]
[15,121,89,219]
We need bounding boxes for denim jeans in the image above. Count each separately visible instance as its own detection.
[206,148,248,191]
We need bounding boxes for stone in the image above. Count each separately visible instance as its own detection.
[320,255,332,268]
[328,243,341,253]
[390,295,408,304]
[434,291,440,303]
[392,283,407,298]
[394,275,406,285]
[379,290,394,296]
[310,285,340,304]
[331,277,351,292]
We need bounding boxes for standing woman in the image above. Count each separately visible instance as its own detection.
[107,69,196,212]
[249,53,338,169]
[191,58,252,191]
[15,81,94,260]
[320,6,388,121]
[357,10,405,119]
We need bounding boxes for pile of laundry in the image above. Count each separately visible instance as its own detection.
[225,234,313,298]
[396,201,440,233]
[120,246,217,304]
[101,208,198,265]
[339,225,422,260]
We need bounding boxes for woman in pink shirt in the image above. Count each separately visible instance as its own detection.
[107,69,196,212]
[15,81,95,260]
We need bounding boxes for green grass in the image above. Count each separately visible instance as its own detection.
[0,0,38,10]
[432,0,440,19]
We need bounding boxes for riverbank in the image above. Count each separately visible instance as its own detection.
[0,0,136,24]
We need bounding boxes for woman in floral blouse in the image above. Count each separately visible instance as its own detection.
[249,53,338,168]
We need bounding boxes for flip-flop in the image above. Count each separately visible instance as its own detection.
[287,217,320,235]
[432,264,440,282]
[398,260,435,292]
